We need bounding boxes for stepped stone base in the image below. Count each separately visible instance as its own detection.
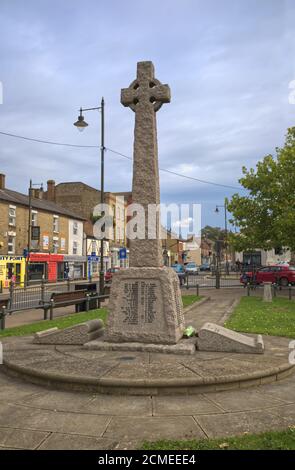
[106,267,185,345]
[33,319,104,345]
[84,337,197,355]
[196,322,264,354]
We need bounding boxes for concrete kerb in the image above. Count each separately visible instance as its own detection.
[183,296,210,315]
[219,298,240,325]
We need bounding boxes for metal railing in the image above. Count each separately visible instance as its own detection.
[0,291,109,330]
[184,271,242,290]
[245,282,295,300]
[1,278,100,312]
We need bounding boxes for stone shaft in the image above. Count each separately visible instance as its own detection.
[121,61,170,267]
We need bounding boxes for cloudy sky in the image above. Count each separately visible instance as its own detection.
[0,0,295,231]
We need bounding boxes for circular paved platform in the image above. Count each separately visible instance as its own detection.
[2,335,294,395]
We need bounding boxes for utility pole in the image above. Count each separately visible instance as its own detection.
[25,179,32,286]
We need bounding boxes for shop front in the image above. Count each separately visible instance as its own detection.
[64,255,86,280]
[110,246,129,268]
[87,255,111,280]
[28,253,64,282]
[0,256,26,288]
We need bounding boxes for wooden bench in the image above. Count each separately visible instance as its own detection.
[42,290,88,320]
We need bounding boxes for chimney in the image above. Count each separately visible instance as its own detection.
[0,174,5,190]
[33,188,44,199]
[47,180,56,202]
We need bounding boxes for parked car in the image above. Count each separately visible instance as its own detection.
[171,264,186,285]
[185,262,199,275]
[105,267,120,283]
[200,263,211,272]
[240,265,295,287]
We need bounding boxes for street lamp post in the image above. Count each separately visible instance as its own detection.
[215,198,229,275]
[74,98,105,295]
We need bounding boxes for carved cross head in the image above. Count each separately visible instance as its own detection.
[121,61,171,112]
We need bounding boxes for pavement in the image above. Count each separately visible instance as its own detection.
[0,289,294,450]
[0,357,295,449]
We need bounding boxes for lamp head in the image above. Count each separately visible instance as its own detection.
[74,108,88,132]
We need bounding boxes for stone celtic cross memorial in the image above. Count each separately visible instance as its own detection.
[106,61,185,345]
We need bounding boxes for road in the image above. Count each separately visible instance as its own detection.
[183,273,241,289]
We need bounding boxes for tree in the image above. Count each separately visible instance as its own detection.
[201,225,226,243]
[227,127,295,255]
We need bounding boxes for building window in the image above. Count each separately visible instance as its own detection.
[53,215,59,233]
[73,241,78,255]
[31,211,38,227]
[53,238,59,254]
[8,236,15,254]
[116,227,120,241]
[91,240,96,254]
[8,206,16,226]
[73,221,78,235]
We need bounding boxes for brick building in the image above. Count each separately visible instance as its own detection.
[44,180,131,269]
[0,174,85,284]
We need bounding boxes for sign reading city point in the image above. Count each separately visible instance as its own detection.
[106,61,185,345]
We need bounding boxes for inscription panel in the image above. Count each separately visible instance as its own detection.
[115,278,164,331]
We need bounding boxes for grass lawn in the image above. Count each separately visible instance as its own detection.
[225,296,295,338]
[141,427,295,450]
[0,308,108,338]
[0,295,201,338]
[182,294,202,308]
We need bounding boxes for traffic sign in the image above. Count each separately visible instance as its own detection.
[119,248,127,260]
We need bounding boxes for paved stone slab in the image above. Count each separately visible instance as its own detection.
[255,378,295,403]
[55,347,151,364]
[104,416,206,441]
[17,390,95,412]
[0,427,50,450]
[0,404,110,437]
[80,395,152,416]
[153,395,223,416]
[38,433,117,450]
[196,410,290,438]
[269,404,295,423]
[203,389,286,412]
[196,322,264,354]
[33,319,104,345]
[0,380,43,402]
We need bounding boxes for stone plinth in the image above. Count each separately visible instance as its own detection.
[33,319,104,345]
[84,338,196,355]
[106,267,185,344]
[196,322,264,354]
[263,282,273,302]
